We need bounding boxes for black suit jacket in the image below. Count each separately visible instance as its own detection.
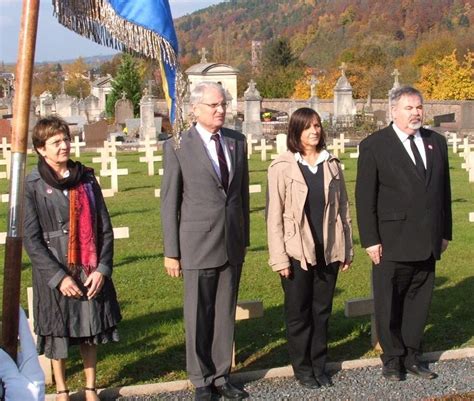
[355,125,452,262]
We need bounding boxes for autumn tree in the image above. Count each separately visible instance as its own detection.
[63,57,91,98]
[100,54,123,76]
[32,63,63,96]
[106,54,143,117]
[416,49,474,100]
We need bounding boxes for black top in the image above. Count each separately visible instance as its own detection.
[298,162,325,255]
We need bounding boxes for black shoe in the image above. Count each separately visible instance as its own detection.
[214,382,249,400]
[315,373,333,387]
[297,376,320,389]
[405,363,438,379]
[382,365,403,381]
[195,385,213,401]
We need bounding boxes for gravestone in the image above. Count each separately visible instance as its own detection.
[139,89,156,140]
[115,93,134,125]
[83,120,109,149]
[242,80,263,139]
[0,124,11,143]
[460,102,474,130]
[333,63,355,120]
[434,113,455,127]
[125,118,141,138]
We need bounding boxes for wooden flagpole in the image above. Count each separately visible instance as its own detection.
[1,0,40,360]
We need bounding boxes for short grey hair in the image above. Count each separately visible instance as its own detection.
[390,86,423,106]
[189,82,226,106]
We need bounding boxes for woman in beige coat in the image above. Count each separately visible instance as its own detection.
[266,107,353,389]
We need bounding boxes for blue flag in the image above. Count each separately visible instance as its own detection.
[53,0,181,124]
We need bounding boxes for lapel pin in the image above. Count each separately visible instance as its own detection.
[428,144,433,150]
[46,187,53,194]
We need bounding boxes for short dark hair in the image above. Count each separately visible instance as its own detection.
[32,116,71,152]
[287,107,326,154]
[390,86,423,106]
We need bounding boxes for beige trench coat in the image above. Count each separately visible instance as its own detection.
[266,151,353,271]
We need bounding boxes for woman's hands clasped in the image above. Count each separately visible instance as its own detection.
[59,271,105,300]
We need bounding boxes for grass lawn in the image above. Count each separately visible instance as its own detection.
[0,147,473,391]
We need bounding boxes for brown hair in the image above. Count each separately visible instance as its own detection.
[287,107,326,154]
[32,116,71,153]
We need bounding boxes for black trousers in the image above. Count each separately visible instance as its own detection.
[372,257,435,367]
[281,257,339,379]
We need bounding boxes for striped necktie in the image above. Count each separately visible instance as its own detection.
[211,134,229,192]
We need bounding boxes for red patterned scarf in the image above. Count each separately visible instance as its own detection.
[68,181,98,276]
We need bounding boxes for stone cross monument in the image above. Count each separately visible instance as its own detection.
[242,80,263,139]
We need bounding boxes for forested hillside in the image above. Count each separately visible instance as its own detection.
[175,0,474,99]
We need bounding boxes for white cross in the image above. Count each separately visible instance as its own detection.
[92,148,115,173]
[138,137,161,176]
[447,132,462,153]
[0,137,10,158]
[0,149,11,179]
[246,134,259,157]
[327,138,342,158]
[349,145,360,159]
[100,158,128,193]
[71,135,86,158]
[254,139,273,161]
[249,184,261,194]
[338,133,350,154]
[271,134,287,160]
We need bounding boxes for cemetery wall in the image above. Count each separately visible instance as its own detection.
[154,99,465,122]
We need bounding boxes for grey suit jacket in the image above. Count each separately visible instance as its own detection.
[161,125,250,269]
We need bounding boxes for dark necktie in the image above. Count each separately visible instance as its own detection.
[408,135,426,179]
[211,134,229,191]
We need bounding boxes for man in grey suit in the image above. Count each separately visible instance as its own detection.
[161,82,250,401]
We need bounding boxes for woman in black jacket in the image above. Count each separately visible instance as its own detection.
[24,116,121,401]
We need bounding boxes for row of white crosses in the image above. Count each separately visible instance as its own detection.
[448,132,474,223]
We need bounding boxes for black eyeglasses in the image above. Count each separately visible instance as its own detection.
[200,102,228,109]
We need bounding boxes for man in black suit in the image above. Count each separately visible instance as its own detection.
[355,86,452,381]
[161,82,249,400]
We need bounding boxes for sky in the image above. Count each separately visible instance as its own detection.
[0,0,224,64]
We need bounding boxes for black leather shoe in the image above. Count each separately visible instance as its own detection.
[297,376,320,389]
[315,373,333,387]
[405,364,438,379]
[195,385,213,401]
[214,382,249,400]
[382,365,403,381]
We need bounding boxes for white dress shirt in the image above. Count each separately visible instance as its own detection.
[294,149,330,174]
[195,123,232,180]
[392,123,427,168]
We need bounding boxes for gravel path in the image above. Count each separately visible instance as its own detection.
[117,358,474,401]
